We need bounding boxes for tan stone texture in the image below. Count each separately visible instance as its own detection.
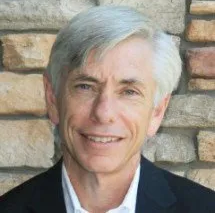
[171,36,180,49]
[0,0,95,30]
[142,139,157,162]
[1,34,56,71]
[198,131,215,162]
[162,95,215,128]
[0,172,38,196]
[142,133,196,163]
[156,163,188,177]
[186,47,215,78]
[0,72,46,116]
[187,168,215,191]
[98,0,185,34]
[186,20,215,42]
[188,79,215,91]
[0,120,54,168]
[190,1,215,15]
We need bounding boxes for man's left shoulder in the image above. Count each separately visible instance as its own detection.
[162,167,215,207]
[139,157,215,212]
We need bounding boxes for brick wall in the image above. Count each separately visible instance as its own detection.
[0,0,214,195]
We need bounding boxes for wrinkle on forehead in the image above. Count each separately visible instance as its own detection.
[67,36,155,91]
[89,39,151,73]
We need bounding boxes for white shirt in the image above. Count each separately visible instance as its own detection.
[62,163,140,213]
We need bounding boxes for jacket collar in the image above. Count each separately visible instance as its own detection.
[136,156,177,213]
[27,156,177,213]
[27,158,67,213]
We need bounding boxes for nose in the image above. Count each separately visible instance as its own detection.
[90,92,117,124]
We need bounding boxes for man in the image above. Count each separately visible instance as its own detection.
[1,6,215,213]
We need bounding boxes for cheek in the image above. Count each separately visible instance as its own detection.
[120,102,153,144]
[121,100,152,127]
[63,92,93,118]
[60,101,87,153]
[61,97,95,141]
[63,103,88,130]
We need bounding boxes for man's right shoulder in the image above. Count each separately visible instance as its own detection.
[0,159,63,213]
[0,170,48,212]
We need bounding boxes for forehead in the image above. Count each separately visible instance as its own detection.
[70,37,154,82]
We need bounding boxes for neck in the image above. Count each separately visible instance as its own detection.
[63,148,140,213]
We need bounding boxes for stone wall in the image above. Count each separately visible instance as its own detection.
[0,0,214,195]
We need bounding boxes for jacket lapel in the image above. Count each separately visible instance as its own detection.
[27,159,67,213]
[26,156,179,213]
[136,156,179,213]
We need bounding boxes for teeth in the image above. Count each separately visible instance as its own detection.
[87,136,119,143]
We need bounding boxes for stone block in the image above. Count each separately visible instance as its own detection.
[187,168,215,191]
[186,47,215,78]
[0,172,38,196]
[0,72,46,116]
[98,0,186,34]
[142,133,196,163]
[0,120,54,168]
[186,20,215,42]
[156,163,188,177]
[1,34,56,71]
[188,79,215,91]
[198,131,215,162]
[141,138,157,162]
[190,1,215,15]
[162,95,215,128]
[166,170,185,177]
[172,36,181,49]
[0,0,95,30]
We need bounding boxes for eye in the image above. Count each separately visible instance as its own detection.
[75,84,91,90]
[123,89,139,96]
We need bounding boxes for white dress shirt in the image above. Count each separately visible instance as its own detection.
[62,163,140,213]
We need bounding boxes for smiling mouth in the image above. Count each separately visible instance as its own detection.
[81,134,122,143]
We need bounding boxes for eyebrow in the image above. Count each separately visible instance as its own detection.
[120,78,145,86]
[72,74,145,87]
[119,78,147,91]
[72,74,99,83]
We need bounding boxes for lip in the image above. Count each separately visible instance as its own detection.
[79,129,125,138]
[80,132,124,140]
[79,132,124,149]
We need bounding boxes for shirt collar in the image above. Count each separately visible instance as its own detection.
[62,163,140,213]
[114,164,140,213]
[62,163,85,213]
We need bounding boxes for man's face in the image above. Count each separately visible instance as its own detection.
[46,37,167,173]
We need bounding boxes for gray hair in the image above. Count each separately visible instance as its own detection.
[45,5,182,106]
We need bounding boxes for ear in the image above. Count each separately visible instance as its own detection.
[147,94,171,137]
[43,74,59,125]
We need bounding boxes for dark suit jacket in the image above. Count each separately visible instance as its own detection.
[1,156,215,213]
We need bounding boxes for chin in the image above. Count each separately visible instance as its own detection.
[78,155,125,174]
